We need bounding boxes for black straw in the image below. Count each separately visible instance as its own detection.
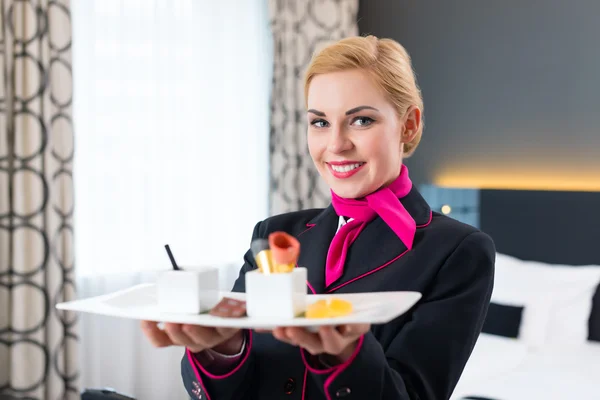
[164,244,180,271]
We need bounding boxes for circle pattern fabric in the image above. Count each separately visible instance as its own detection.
[0,1,78,399]
[268,0,359,215]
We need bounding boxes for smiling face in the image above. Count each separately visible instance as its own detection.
[306,69,419,199]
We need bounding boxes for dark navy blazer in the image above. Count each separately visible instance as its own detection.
[180,187,495,400]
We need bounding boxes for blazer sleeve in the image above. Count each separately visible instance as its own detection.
[301,231,496,400]
[180,222,263,400]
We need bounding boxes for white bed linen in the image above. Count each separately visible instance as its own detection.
[452,335,600,400]
[456,333,530,385]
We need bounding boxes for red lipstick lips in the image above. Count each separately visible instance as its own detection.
[326,161,365,179]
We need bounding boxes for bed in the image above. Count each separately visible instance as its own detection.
[453,337,600,400]
[420,187,600,400]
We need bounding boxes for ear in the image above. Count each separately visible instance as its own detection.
[399,106,421,144]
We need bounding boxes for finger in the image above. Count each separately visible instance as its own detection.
[337,323,370,337]
[163,323,196,347]
[336,324,352,336]
[286,327,322,355]
[140,320,173,348]
[181,325,220,349]
[319,326,346,355]
[272,327,296,346]
[214,327,240,340]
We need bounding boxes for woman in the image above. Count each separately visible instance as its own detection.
[141,35,495,400]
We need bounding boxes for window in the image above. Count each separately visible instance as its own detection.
[72,0,272,276]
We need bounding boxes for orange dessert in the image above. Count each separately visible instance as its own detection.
[268,231,300,273]
[306,298,353,318]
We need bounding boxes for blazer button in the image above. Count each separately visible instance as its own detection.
[284,378,296,394]
[336,387,351,397]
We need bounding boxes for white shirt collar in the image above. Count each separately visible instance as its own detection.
[337,215,354,232]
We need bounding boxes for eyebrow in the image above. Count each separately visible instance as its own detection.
[345,105,379,115]
[307,109,326,117]
[307,105,380,117]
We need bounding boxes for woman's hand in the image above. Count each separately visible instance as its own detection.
[270,323,370,363]
[141,320,244,355]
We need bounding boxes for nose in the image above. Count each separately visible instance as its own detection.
[327,126,352,154]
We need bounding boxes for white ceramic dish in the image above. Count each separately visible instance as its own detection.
[56,283,422,330]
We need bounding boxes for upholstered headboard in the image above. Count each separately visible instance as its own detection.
[420,186,600,342]
[478,189,600,342]
[479,190,599,266]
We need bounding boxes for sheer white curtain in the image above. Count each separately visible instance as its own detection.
[72,0,271,398]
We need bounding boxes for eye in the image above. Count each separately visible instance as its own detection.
[310,119,329,128]
[351,116,374,127]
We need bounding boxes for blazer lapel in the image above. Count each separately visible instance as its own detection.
[326,186,432,293]
[296,205,338,294]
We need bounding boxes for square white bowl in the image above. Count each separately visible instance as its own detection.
[245,267,307,319]
[156,268,219,314]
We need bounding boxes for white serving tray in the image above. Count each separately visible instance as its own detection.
[56,284,422,329]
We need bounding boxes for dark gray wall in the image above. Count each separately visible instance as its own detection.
[358,0,600,187]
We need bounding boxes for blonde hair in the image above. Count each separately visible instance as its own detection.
[304,35,424,156]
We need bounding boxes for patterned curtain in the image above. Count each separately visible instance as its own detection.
[0,1,78,399]
[268,0,359,215]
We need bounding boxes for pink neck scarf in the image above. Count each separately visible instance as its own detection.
[325,165,416,287]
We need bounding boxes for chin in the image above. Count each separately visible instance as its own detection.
[329,184,369,199]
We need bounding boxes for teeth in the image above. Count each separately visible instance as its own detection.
[331,163,363,173]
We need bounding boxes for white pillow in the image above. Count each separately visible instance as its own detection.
[492,253,600,349]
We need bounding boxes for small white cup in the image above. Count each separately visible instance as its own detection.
[245,267,307,319]
[157,267,220,314]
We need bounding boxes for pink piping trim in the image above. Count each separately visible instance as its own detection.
[301,367,308,400]
[298,222,318,294]
[299,223,316,236]
[418,210,433,228]
[302,210,432,294]
[306,280,317,295]
[323,334,365,400]
[326,249,409,293]
[326,210,432,293]
[186,349,213,400]
[200,330,253,379]
[185,330,254,399]
[300,349,339,375]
